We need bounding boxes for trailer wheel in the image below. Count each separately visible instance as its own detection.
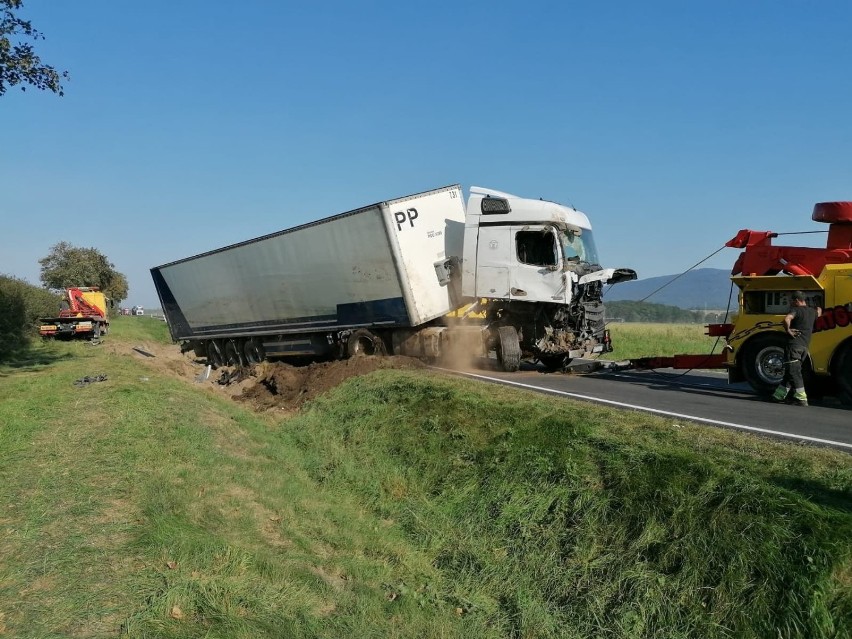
[224,340,245,367]
[347,329,385,358]
[207,341,224,369]
[497,326,521,372]
[244,338,265,365]
[741,334,786,395]
[835,344,852,406]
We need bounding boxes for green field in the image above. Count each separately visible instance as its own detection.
[604,322,723,361]
[0,318,850,638]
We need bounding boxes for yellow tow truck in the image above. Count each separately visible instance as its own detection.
[626,201,852,405]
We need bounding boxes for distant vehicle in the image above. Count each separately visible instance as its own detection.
[132,305,144,316]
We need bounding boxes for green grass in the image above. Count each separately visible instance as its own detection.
[605,322,723,361]
[290,375,851,638]
[0,322,849,637]
[107,314,172,343]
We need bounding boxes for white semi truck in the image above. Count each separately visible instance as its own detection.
[151,184,636,371]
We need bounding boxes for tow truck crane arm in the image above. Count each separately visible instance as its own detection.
[727,202,852,277]
[62,287,106,318]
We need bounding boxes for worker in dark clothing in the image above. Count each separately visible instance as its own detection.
[771,291,822,406]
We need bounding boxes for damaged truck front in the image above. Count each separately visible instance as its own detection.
[151,184,635,372]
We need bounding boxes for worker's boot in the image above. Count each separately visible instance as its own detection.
[771,385,789,403]
[792,390,808,407]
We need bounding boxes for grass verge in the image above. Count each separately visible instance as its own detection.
[0,320,849,637]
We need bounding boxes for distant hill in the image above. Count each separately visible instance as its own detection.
[605,268,735,310]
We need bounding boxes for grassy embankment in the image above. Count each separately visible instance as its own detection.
[0,318,850,638]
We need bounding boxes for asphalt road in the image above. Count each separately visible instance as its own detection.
[434,361,852,452]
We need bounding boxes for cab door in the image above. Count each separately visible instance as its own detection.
[474,225,511,298]
[509,227,566,303]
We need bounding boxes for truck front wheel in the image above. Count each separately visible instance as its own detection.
[741,334,786,395]
[497,326,521,372]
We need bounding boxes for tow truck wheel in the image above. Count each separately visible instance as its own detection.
[224,340,245,367]
[741,334,786,395]
[244,338,265,365]
[347,329,385,358]
[497,326,521,372]
[835,344,852,406]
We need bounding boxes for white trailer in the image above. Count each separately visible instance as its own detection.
[152,186,469,364]
[152,184,636,371]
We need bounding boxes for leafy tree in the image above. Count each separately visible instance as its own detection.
[105,271,129,305]
[39,242,129,304]
[1,0,68,96]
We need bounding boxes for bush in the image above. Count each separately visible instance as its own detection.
[0,275,61,358]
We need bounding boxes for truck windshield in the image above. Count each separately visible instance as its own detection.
[560,229,600,266]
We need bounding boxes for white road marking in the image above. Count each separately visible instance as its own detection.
[435,368,852,451]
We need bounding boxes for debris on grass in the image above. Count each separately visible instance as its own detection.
[73,374,108,387]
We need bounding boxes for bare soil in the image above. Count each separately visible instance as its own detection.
[107,339,426,412]
[237,356,426,411]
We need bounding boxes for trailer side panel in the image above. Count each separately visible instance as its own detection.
[153,205,407,340]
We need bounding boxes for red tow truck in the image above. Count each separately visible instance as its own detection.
[39,287,110,340]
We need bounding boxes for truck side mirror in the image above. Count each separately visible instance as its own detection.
[434,256,460,286]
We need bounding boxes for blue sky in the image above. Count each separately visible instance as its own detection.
[3,1,851,308]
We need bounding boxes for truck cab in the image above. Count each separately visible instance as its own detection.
[460,187,636,367]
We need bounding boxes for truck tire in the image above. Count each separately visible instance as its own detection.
[497,326,521,372]
[244,338,265,365]
[835,344,852,406]
[741,334,823,399]
[224,340,244,367]
[207,341,224,369]
[347,329,385,358]
[741,334,786,395]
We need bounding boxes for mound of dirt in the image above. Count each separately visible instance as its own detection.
[237,355,426,411]
[107,338,427,412]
